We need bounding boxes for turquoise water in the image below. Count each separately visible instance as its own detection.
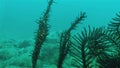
[0,0,120,68]
[0,0,120,40]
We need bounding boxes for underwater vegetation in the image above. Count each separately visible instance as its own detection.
[57,12,86,68]
[31,0,120,68]
[32,0,54,68]
[1,0,120,68]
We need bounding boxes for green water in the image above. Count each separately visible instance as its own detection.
[0,0,120,68]
[0,0,120,40]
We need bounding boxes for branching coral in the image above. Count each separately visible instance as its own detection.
[97,55,120,68]
[31,0,120,68]
[108,12,120,36]
[97,12,120,68]
[70,26,113,68]
[108,12,120,50]
[32,0,54,68]
[57,12,86,68]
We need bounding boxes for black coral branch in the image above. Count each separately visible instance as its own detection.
[70,26,112,68]
[32,0,54,68]
[57,12,86,68]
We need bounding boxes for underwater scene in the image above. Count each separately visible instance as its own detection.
[0,0,120,68]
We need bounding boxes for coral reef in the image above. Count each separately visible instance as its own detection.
[1,0,120,68]
[69,12,120,68]
[0,39,33,68]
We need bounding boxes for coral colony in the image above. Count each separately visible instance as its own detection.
[0,0,120,68]
[32,0,120,68]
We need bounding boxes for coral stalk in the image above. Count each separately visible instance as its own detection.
[32,0,54,68]
[57,12,86,68]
